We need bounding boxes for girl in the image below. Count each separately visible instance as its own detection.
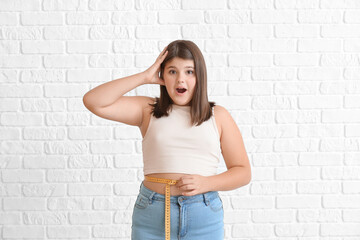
[83,40,251,240]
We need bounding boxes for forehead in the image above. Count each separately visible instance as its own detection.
[165,57,194,69]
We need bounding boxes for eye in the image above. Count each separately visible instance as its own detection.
[187,70,194,74]
[169,70,176,74]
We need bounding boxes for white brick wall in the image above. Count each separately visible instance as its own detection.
[1,0,360,239]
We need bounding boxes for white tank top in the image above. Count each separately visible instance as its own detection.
[142,104,221,177]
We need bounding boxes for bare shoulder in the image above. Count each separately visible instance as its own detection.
[213,105,229,138]
[213,105,238,139]
[214,105,250,174]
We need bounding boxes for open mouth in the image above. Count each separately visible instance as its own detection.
[176,88,187,93]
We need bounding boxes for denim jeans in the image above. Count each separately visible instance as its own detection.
[131,182,224,240]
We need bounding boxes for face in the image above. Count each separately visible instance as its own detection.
[163,57,196,106]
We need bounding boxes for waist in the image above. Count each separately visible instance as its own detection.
[143,173,189,196]
[139,181,219,203]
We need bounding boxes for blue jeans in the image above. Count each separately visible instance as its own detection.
[131,182,224,240]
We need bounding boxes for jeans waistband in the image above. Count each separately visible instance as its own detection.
[138,181,219,205]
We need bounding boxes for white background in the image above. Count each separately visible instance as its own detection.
[1,0,360,239]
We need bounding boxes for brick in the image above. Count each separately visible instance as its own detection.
[0,213,21,224]
[299,95,343,109]
[23,184,66,197]
[20,70,65,83]
[229,54,272,67]
[4,198,46,210]
[47,226,90,238]
[275,223,319,237]
[205,10,250,24]
[68,183,112,196]
[47,170,89,182]
[298,67,341,80]
[44,141,88,154]
[299,153,342,166]
[90,0,133,11]
[182,25,226,38]
[252,10,297,23]
[277,196,321,208]
[69,127,111,140]
[3,226,44,238]
[275,25,319,37]
[48,197,91,210]
[0,13,17,25]
[275,0,318,9]
[252,209,294,223]
[299,39,342,52]
[323,195,360,208]
[44,55,86,68]
[251,182,294,195]
[0,143,24,158]
[67,12,109,25]
[92,169,137,182]
[69,212,111,224]
[0,55,41,68]
[136,26,179,39]
[1,26,42,40]
[21,12,63,25]
[298,209,342,222]
[322,25,360,37]
[67,41,110,54]
[43,0,87,11]
[232,224,272,237]
[90,140,133,154]
[69,155,113,169]
[229,0,273,9]
[252,38,296,52]
[232,196,274,209]
[22,99,65,112]
[44,26,87,40]
[321,223,360,236]
[229,24,272,37]
[297,181,341,194]
[182,0,226,9]
[159,11,203,24]
[23,212,67,225]
[0,0,40,11]
[298,10,342,23]
[275,167,319,180]
[23,156,67,169]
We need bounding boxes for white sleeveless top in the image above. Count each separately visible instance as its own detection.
[142,104,221,177]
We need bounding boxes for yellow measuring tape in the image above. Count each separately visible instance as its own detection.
[144,176,179,240]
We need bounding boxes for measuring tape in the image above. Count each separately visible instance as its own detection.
[144,176,179,240]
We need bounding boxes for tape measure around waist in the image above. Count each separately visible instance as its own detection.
[144,176,179,240]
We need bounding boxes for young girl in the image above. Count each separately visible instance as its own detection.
[83,40,251,240]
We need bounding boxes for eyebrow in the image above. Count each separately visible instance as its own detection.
[166,66,194,69]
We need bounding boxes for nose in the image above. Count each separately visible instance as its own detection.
[176,73,185,83]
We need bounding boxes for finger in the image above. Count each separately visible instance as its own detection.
[159,47,168,58]
[182,189,197,196]
[159,50,168,61]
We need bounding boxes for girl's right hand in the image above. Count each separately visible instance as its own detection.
[144,46,168,85]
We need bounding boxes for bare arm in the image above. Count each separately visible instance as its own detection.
[83,71,148,109]
[82,47,168,126]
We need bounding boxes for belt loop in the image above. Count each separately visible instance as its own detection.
[203,193,210,206]
[148,191,156,204]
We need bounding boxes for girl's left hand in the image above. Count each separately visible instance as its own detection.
[176,174,209,196]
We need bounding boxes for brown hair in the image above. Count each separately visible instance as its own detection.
[149,40,216,126]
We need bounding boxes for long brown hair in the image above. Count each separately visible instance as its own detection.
[149,40,216,126]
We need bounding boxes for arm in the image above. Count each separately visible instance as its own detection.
[82,47,168,126]
[207,105,251,191]
[177,105,251,195]
[83,71,148,109]
[83,45,168,109]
